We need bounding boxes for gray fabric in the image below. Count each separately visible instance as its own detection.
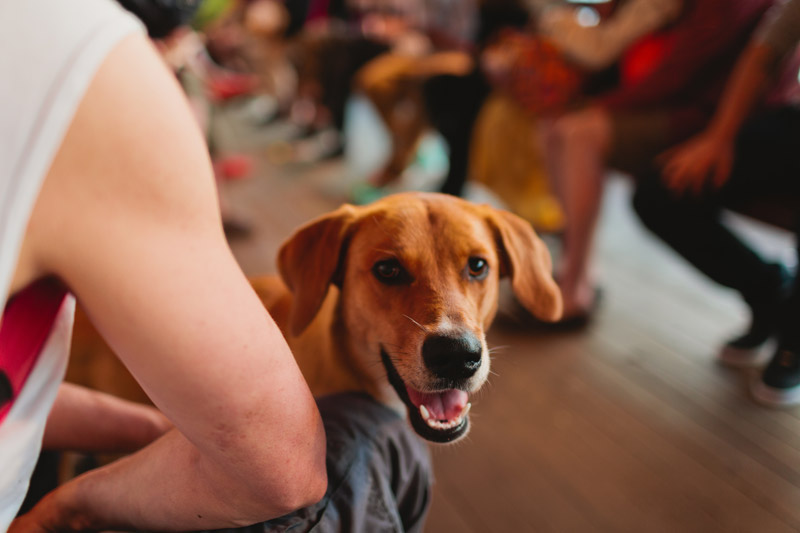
[205,393,432,533]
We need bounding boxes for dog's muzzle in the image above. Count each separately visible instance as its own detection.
[380,347,472,443]
[380,331,484,444]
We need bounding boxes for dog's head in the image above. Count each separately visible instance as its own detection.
[278,192,561,443]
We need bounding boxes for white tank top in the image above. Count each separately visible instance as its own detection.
[0,1,143,528]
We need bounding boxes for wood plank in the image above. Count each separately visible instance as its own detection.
[478,332,795,532]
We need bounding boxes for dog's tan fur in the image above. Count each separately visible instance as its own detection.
[251,192,562,416]
[69,192,561,438]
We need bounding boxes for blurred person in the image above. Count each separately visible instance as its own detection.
[1,0,325,530]
[424,0,673,200]
[269,0,474,167]
[354,0,479,186]
[421,0,531,199]
[269,2,392,162]
[423,0,680,229]
[243,0,298,114]
[632,0,800,406]
[538,0,773,325]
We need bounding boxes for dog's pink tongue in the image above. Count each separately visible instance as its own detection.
[406,387,468,421]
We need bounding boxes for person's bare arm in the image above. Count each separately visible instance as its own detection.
[539,0,682,71]
[661,41,779,194]
[42,383,171,452]
[11,34,326,532]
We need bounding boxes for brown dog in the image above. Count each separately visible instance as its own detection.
[250,192,562,443]
[69,192,561,444]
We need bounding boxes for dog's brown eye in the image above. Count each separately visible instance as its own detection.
[373,259,409,285]
[467,257,489,280]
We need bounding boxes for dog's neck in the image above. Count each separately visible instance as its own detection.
[256,276,405,413]
[287,286,397,409]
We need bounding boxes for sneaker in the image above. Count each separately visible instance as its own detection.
[716,328,775,368]
[718,264,793,367]
[751,348,800,407]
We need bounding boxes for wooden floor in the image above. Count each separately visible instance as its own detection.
[216,104,800,533]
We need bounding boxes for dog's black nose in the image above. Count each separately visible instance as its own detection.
[422,333,483,380]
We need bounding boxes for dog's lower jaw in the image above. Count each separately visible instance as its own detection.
[379,348,471,444]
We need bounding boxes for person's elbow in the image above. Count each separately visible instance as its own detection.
[283,464,328,515]
[270,441,328,516]
[230,409,328,521]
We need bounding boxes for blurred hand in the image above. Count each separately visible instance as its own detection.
[659,132,734,196]
[480,43,516,85]
[9,482,90,533]
[10,498,77,533]
[8,480,97,533]
[9,512,54,533]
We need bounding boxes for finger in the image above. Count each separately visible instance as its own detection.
[712,156,732,190]
[663,159,692,195]
[660,162,678,190]
[661,154,682,183]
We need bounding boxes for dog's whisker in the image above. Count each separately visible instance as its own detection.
[487,345,510,354]
[402,314,429,333]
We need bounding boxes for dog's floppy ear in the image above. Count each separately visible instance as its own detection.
[484,208,563,322]
[278,204,358,336]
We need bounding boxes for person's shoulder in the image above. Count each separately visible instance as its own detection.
[25,31,221,283]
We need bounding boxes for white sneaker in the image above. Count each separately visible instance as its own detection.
[716,337,775,368]
[751,348,800,407]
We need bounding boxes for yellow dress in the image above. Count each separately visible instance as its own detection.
[469,92,564,233]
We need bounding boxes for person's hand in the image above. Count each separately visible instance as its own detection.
[9,486,88,533]
[659,132,734,196]
[480,41,516,86]
[9,511,56,533]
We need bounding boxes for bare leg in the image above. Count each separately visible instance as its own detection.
[544,107,612,318]
[375,89,427,186]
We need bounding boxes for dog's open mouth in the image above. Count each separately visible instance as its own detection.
[380,348,471,443]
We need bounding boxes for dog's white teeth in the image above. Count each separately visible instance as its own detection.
[424,417,461,430]
[420,402,470,431]
[419,404,430,421]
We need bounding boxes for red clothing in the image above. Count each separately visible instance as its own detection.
[600,0,775,137]
[0,279,68,424]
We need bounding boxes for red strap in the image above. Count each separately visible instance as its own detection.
[0,277,68,424]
